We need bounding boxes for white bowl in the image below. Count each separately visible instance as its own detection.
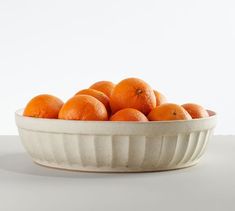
[15,109,217,172]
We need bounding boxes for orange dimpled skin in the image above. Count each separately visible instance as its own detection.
[58,95,108,121]
[148,103,192,121]
[154,90,167,106]
[90,81,115,97]
[182,103,209,119]
[23,94,63,118]
[110,78,156,115]
[75,88,110,113]
[110,108,148,122]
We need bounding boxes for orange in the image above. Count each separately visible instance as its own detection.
[23,94,63,118]
[58,95,108,121]
[182,103,209,119]
[75,88,110,113]
[90,81,115,97]
[110,108,148,122]
[148,103,192,121]
[110,78,156,115]
[154,90,167,106]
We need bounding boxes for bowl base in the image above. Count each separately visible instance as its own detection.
[33,159,199,173]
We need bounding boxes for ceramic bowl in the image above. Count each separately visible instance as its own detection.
[15,109,217,172]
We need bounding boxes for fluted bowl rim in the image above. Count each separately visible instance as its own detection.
[15,109,217,136]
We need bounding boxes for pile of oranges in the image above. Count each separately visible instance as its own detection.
[23,78,209,121]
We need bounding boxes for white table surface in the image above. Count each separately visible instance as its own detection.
[0,135,234,211]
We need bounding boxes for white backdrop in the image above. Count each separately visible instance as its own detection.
[0,0,234,135]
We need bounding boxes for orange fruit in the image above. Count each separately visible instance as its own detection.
[110,108,148,122]
[75,88,110,113]
[154,90,167,106]
[110,78,156,115]
[148,103,192,121]
[23,94,63,118]
[90,81,115,97]
[58,95,108,121]
[182,103,209,119]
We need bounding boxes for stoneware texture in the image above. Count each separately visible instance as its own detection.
[15,109,217,172]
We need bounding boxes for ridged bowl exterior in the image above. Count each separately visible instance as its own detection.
[15,109,217,172]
